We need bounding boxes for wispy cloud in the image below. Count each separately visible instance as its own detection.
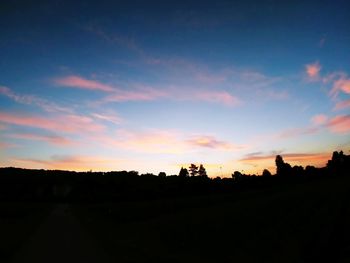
[85,26,145,56]
[334,99,350,111]
[311,114,328,125]
[96,129,185,154]
[278,126,319,138]
[8,133,75,146]
[326,115,350,134]
[0,86,72,113]
[330,77,350,98]
[305,61,321,80]
[104,86,168,102]
[53,75,115,92]
[193,91,241,107]
[91,112,122,124]
[0,142,18,149]
[186,135,241,150]
[0,112,105,134]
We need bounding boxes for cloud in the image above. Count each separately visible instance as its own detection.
[53,75,114,92]
[0,86,72,113]
[104,86,168,102]
[240,151,330,168]
[186,135,240,150]
[91,112,122,124]
[326,115,350,134]
[334,99,350,111]
[95,129,185,154]
[8,133,75,146]
[305,61,321,79]
[85,26,145,56]
[330,77,350,98]
[0,112,105,134]
[278,126,319,138]
[193,91,241,106]
[0,142,18,149]
[311,114,328,125]
[12,155,120,171]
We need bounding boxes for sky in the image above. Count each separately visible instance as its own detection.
[0,0,350,176]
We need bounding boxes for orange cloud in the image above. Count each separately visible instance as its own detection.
[11,155,121,171]
[94,129,185,154]
[305,61,321,79]
[53,75,114,92]
[311,114,328,125]
[240,152,330,169]
[327,115,350,134]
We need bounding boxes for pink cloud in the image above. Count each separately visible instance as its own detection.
[0,112,105,134]
[311,114,328,125]
[334,99,350,111]
[194,91,241,106]
[305,61,321,79]
[0,142,18,149]
[53,75,114,92]
[327,115,350,134]
[8,133,75,146]
[330,77,350,98]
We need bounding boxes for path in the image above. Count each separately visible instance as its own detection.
[11,204,113,263]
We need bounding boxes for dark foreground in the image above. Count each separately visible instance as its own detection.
[1,175,350,263]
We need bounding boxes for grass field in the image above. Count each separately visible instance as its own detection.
[74,175,350,263]
[1,175,350,262]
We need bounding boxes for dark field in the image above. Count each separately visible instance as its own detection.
[1,175,350,263]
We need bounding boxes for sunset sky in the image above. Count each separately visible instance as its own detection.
[1,1,349,176]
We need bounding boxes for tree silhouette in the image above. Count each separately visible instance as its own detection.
[198,164,208,178]
[189,164,199,177]
[158,172,166,177]
[232,171,242,181]
[179,167,189,177]
[275,155,292,176]
[262,169,271,177]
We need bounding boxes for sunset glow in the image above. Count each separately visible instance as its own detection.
[1,1,349,176]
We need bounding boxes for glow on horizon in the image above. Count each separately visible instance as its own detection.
[1,1,350,177]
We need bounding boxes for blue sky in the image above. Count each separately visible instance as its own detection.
[1,0,349,176]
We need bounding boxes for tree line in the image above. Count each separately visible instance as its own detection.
[0,151,349,202]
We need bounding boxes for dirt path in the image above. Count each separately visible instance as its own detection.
[11,204,114,263]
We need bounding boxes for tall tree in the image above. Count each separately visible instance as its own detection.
[198,164,208,178]
[189,164,199,177]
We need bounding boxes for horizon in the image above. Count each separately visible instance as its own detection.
[1,1,350,177]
